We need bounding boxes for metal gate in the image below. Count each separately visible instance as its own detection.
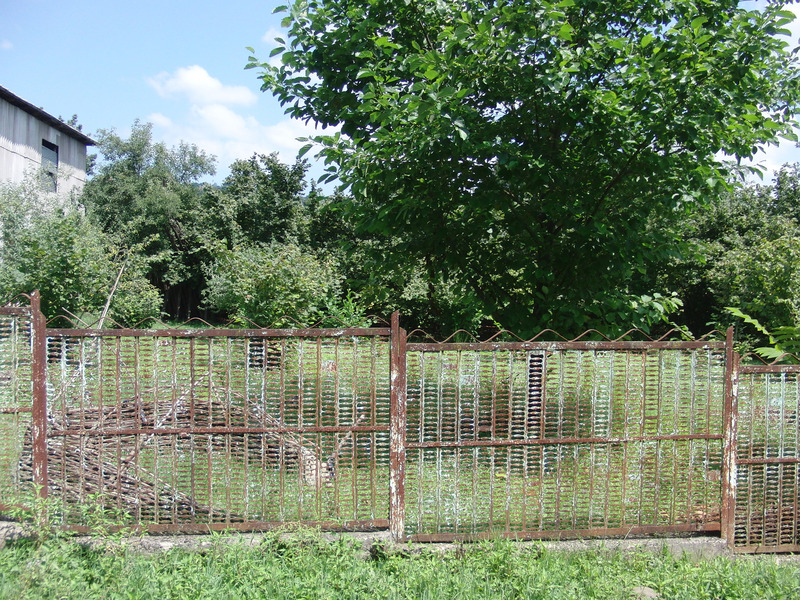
[733,360,800,552]
[403,337,731,542]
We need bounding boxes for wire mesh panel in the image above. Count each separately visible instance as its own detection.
[29,329,391,532]
[0,307,34,509]
[734,367,800,552]
[404,342,726,541]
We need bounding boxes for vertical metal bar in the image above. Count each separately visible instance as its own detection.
[353,338,363,518]
[316,336,323,513]
[792,375,799,547]
[134,337,142,523]
[721,326,739,546]
[189,338,196,523]
[30,290,48,502]
[389,311,407,542]
[746,372,757,546]
[278,338,286,521]
[369,337,378,519]
[333,337,341,519]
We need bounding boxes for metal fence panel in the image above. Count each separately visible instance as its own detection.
[404,344,726,541]
[32,329,392,532]
[734,367,800,552]
[0,306,34,510]
[5,295,800,552]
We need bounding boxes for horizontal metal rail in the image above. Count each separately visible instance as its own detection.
[408,340,725,352]
[736,457,800,465]
[49,425,390,437]
[47,327,392,338]
[408,522,721,543]
[406,433,723,449]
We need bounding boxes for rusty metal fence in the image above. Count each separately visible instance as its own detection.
[733,361,800,552]
[39,323,396,533]
[404,338,730,542]
[0,300,37,511]
[1,293,799,552]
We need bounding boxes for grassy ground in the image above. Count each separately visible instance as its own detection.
[0,532,797,599]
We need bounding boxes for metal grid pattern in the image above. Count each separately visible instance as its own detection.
[0,307,34,509]
[734,366,800,552]
[37,329,392,531]
[404,342,727,541]
[4,294,800,553]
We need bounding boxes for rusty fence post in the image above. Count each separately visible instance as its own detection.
[721,325,738,546]
[30,290,48,501]
[389,311,407,542]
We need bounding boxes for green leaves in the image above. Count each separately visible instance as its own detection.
[252,0,800,336]
[726,307,800,362]
[203,242,341,328]
[0,181,160,325]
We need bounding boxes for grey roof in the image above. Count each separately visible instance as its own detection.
[0,85,96,146]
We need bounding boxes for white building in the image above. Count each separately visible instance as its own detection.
[0,85,95,196]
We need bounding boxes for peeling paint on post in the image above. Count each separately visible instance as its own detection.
[30,290,48,501]
[721,326,738,547]
[389,311,407,542]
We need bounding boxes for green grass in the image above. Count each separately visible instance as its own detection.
[0,534,798,599]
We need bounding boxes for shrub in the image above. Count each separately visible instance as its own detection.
[203,241,342,327]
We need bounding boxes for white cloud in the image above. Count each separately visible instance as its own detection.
[147,112,173,129]
[146,87,336,183]
[1,40,12,50]
[148,65,257,107]
[145,63,336,180]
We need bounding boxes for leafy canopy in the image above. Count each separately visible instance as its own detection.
[0,174,161,325]
[657,163,800,338]
[252,0,800,335]
[82,120,217,319]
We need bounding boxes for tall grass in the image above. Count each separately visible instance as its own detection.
[0,533,797,599]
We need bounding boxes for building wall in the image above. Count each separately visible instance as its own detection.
[0,96,89,196]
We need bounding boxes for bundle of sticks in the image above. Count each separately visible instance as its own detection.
[19,381,361,523]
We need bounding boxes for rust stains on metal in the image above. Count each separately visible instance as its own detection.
[3,299,799,551]
[721,326,738,547]
[46,327,393,339]
[408,340,726,352]
[30,290,48,501]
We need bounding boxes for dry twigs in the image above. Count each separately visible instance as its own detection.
[20,379,363,523]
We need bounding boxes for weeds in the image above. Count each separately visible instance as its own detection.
[5,486,65,545]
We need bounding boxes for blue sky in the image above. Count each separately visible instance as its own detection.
[1,0,800,186]
[0,0,322,182]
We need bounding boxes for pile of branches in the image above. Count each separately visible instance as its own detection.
[20,382,356,523]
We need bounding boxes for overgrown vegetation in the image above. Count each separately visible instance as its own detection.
[4,3,800,342]
[5,129,800,343]
[0,533,797,599]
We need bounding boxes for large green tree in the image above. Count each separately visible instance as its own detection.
[82,120,217,319]
[253,0,800,335]
[218,153,309,245]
